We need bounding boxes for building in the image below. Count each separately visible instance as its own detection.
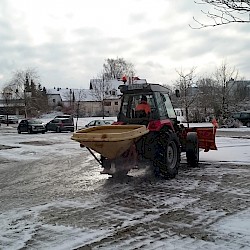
[46,79,123,117]
[0,77,147,117]
[0,92,26,116]
[228,79,250,98]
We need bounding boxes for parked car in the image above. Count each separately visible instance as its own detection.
[9,115,19,124]
[54,114,74,122]
[1,115,19,124]
[0,115,5,123]
[232,111,250,127]
[17,119,46,134]
[46,118,74,132]
[85,119,115,128]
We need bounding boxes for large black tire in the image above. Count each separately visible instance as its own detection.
[153,130,180,179]
[186,132,199,167]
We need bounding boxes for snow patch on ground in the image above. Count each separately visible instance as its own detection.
[210,209,250,249]
[0,200,112,250]
[200,137,250,165]
[2,200,249,250]
[0,119,249,249]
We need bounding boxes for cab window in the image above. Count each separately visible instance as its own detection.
[163,93,176,119]
[154,92,176,119]
[154,92,167,117]
[121,94,155,118]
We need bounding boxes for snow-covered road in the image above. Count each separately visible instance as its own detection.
[0,121,249,250]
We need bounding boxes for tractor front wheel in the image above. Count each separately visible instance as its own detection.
[153,130,180,179]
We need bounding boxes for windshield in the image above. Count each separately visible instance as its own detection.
[121,94,155,119]
[154,92,176,119]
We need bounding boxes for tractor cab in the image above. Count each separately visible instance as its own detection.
[117,83,178,130]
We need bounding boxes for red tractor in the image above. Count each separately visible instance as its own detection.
[73,83,217,179]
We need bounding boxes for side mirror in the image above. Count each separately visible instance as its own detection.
[175,89,180,98]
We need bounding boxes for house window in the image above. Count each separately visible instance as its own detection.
[115,101,118,105]
[110,90,116,96]
[53,99,56,103]
[104,101,111,106]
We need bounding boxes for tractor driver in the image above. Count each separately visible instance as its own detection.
[135,95,151,117]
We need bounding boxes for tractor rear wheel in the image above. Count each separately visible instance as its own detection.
[186,132,199,167]
[153,130,180,179]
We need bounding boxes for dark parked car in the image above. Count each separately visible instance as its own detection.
[85,119,115,128]
[232,111,250,127]
[54,114,74,122]
[46,118,74,132]
[17,119,46,134]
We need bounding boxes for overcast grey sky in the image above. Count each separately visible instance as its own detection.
[1,0,250,89]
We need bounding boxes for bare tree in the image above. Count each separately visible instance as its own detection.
[192,0,250,28]
[214,61,238,118]
[91,57,135,118]
[91,74,112,118]
[174,63,244,124]
[175,67,198,126]
[196,77,219,119]
[74,89,86,130]
[6,68,47,117]
[103,57,135,80]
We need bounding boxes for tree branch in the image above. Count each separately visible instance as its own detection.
[191,0,250,28]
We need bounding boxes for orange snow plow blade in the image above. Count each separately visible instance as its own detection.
[71,125,149,159]
[193,127,217,152]
[196,127,217,151]
[185,127,217,152]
